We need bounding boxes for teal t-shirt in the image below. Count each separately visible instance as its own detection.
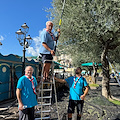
[65,76,88,100]
[17,76,38,108]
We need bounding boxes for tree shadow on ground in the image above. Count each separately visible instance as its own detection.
[52,85,69,103]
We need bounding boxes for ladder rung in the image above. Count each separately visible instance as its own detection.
[35,110,51,113]
[39,89,52,91]
[38,96,52,99]
[42,82,53,84]
[37,103,51,106]
[35,116,50,120]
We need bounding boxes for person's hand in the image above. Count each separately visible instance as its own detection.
[57,29,60,35]
[50,50,55,56]
[19,102,24,110]
[80,95,85,100]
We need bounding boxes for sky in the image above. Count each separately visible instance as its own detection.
[0,0,53,57]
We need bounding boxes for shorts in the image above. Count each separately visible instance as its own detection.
[68,100,84,115]
[41,54,53,63]
[19,107,34,120]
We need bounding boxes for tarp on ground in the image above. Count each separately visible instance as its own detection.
[54,61,67,69]
[81,62,102,67]
[54,65,64,69]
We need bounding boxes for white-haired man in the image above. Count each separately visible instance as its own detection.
[16,66,38,120]
[39,21,60,81]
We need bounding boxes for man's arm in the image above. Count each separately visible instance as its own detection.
[80,86,89,100]
[42,42,55,55]
[54,77,66,84]
[16,88,24,110]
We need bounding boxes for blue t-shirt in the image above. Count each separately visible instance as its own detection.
[17,76,38,108]
[65,76,88,100]
[39,29,56,54]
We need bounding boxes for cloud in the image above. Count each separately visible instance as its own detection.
[0,35,4,41]
[26,30,42,56]
[26,47,38,56]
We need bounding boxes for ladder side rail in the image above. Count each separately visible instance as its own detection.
[50,62,54,104]
[53,77,60,120]
[52,61,60,120]
[40,61,44,120]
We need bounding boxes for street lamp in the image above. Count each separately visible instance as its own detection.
[15,23,32,75]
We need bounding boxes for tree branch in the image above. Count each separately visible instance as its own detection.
[99,35,105,45]
[108,42,120,50]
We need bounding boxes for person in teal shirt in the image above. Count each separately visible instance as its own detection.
[54,67,89,120]
[16,66,38,120]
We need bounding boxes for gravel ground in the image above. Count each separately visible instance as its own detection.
[49,83,120,120]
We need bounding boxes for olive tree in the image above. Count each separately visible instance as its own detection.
[48,0,120,99]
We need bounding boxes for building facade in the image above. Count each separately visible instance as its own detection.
[0,54,40,102]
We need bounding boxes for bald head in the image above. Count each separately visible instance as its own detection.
[25,66,34,77]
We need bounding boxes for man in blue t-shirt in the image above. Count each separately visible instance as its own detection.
[54,67,89,120]
[39,21,60,81]
[16,66,38,120]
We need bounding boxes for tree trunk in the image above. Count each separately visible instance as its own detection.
[101,47,111,99]
[92,62,97,84]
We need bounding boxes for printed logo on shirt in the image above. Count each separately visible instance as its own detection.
[78,81,80,84]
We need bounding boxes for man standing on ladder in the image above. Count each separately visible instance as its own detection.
[39,21,60,81]
[54,67,89,120]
